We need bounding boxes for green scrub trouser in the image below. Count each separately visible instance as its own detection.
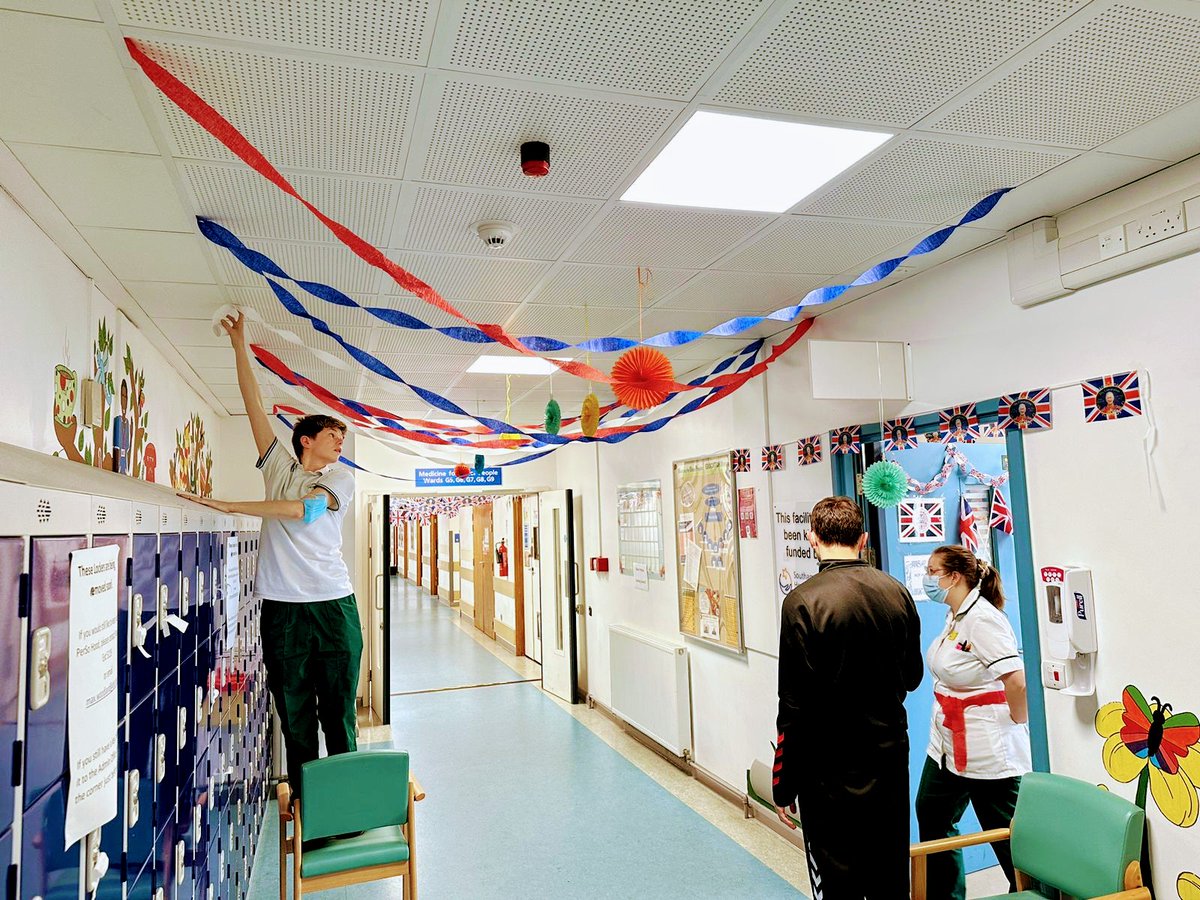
[261,595,363,796]
[916,756,1022,900]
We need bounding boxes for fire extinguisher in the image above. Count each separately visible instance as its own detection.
[496,538,509,579]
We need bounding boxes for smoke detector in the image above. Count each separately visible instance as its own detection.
[473,220,517,250]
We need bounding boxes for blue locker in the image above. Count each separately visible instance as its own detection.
[91,534,132,725]
[159,532,182,683]
[0,536,23,837]
[177,776,197,900]
[127,840,156,900]
[154,665,180,836]
[0,829,10,898]
[129,533,158,713]
[20,779,79,900]
[126,692,156,882]
[153,803,179,900]
[26,536,87,808]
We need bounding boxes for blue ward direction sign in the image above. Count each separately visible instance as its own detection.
[414,467,503,487]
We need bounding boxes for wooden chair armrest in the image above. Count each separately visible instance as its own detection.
[1092,890,1152,900]
[276,781,293,821]
[411,776,426,802]
[910,828,1011,857]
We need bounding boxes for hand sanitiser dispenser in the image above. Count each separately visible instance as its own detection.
[1038,565,1097,696]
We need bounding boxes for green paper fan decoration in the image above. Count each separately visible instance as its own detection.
[863,460,909,508]
[545,398,562,435]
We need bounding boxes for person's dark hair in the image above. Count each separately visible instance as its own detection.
[292,415,346,460]
[932,544,1006,609]
[810,496,863,548]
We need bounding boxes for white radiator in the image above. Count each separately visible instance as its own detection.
[608,624,692,758]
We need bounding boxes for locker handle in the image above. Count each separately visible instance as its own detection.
[85,828,110,894]
[131,593,151,659]
[181,575,190,617]
[30,627,51,711]
[127,769,140,827]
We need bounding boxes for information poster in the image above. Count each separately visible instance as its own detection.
[66,544,120,847]
[673,453,744,652]
[772,500,819,615]
[225,536,240,650]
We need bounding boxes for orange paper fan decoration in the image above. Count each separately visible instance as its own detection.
[610,346,674,410]
[581,393,600,436]
[454,463,471,478]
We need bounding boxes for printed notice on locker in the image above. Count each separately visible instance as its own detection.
[225,536,240,650]
[66,543,120,847]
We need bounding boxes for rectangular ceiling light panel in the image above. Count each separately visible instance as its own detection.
[467,354,571,375]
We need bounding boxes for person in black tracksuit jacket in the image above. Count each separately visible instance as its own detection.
[773,496,923,899]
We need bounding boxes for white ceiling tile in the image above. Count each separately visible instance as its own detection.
[711,0,1086,125]
[657,271,829,311]
[0,2,100,19]
[719,217,925,274]
[127,281,228,319]
[567,205,771,267]
[139,39,419,177]
[374,354,474,376]
[402,186,601,259]
[528,264,695,308]
[194,366,239,385]
[211,240,383,294]
[1098,96,1200,163]
[229,286,374,330]
[0,13,157,152]
[11,145,192,231]
[183,164,397,245]
[80,227,214,282]
[930,4,1200,149]
[119,0,435,64]
[156,317,229,347]
[177,345,237,368]
[797,137,1075,222]
[383,252,551,304]
[372,330,483,356]
[422,77,679,197]
[449,0,768,99]
[506,305,635,342]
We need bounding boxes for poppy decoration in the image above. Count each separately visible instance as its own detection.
[581,393,600,437]
[610,346,674,410]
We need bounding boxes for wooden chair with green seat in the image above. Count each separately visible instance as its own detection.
[910,772,1149,900]
[276,750,425,900]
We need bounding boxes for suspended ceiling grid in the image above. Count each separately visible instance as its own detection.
[1,0,1200,424]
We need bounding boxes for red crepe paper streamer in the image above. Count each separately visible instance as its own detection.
[611,347,675,410]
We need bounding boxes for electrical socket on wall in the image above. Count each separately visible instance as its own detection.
[1125,204,1186,252]
[1098,226,1126,260]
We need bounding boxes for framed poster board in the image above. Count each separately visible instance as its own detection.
[617,480,666,579]
[672,452,744,653]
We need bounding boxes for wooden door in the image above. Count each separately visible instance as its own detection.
[416,522,423,587]
[430,515,439,598]
[512,497,525,656]
[472,503,495,638]
[402,520,409,580]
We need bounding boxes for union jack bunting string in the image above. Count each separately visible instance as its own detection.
[830,426,861,455]
[959,495,981,554]
[905,445,1010,496]
[998,389,1053,431]
[939,404,979,443]
[797,436,823,466]
[391,494,494,524]
[762,445,785,471]
[1083,371,1143,422]
[884,417,918,451]
[731,449,751,473]
[990,487,1014,535]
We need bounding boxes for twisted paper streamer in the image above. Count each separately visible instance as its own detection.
[905,444,1010,495]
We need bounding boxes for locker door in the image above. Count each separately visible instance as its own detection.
[126,687,155,888]
[128,850,157,900]
[26,536,87,806]
[92,534,132,724]
[20,780,79,900]
[154,663,180,837]
[159,532,182,684]
[130,532,159,712]
[153,803,178,900]
[0,537,23,837]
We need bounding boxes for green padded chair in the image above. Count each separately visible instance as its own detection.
[277,750,425,900]
[910,772,1148,900]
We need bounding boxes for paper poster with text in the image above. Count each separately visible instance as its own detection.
[773,499,819,618]
[66,544,120,847]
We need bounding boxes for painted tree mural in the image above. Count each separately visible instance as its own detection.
[170,413,213,497]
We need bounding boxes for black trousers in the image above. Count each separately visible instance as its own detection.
[915,756,1022,900]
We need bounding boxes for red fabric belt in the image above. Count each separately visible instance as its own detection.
[935,690,1007,773]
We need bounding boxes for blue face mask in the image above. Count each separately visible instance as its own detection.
[923,574,950,605]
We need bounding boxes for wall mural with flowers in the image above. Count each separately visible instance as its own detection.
[53,318,116,468]
[169,412,213,497]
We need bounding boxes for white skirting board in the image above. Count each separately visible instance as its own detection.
[608,623,692,758]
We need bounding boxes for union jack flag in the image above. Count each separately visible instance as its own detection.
[797,435,823,466]
[830,426,861,456]
[884,417,918,451]
[940,405,979,443]
[959,494,980,553]
[998,389,1053,431]
[1083,371,1142,422]
[731,449,751,473]
[898,499,944,542]
[762,445,785,471]
[990,487,1014,535]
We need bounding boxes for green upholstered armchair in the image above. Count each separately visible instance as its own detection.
[910,772,1149,900]
[277,750,425,900]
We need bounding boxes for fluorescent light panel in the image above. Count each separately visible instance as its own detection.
[467,354,570,375]
[622,111,892,213]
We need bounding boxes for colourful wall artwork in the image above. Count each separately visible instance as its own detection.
[53,319,116,468]
[170,413,213,497]
[122,343,152,481]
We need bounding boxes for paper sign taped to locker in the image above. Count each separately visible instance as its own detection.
[66,543,120,847]
[225,536,240,650]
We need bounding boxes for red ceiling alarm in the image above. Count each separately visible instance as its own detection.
[520,141,550,177]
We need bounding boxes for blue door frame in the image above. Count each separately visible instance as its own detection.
[830,401,1049,773]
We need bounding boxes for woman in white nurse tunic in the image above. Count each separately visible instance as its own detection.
[916,544,1031,900]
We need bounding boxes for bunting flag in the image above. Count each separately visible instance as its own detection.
[906,445,1010,495]
[990,486,1014,535]
[762,445,785,471]
[940,404,979,443]
[998,389,1053,431]
[391,494,495,524]
[731,449,751,473]
[959,494,980,554]
[797,436,823,466]
[1083,371,1142,422]
[884,417,918,451]
[830,426,861,456]
[125,39,1012,362]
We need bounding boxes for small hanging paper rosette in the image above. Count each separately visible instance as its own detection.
[863,460,909,508]
[473,453,485,473]
[611,346,674,410]
[545,398,562,435]
[454,463,470,479]
[581,393,600,437]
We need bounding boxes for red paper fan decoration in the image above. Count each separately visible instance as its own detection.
[581,393,600,437]
[454,463,470,478]
[610,346,674,410]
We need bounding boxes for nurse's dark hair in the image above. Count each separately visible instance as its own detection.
[932,544,1006,609]
[292,414,347,460]
[810,496,863,547]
